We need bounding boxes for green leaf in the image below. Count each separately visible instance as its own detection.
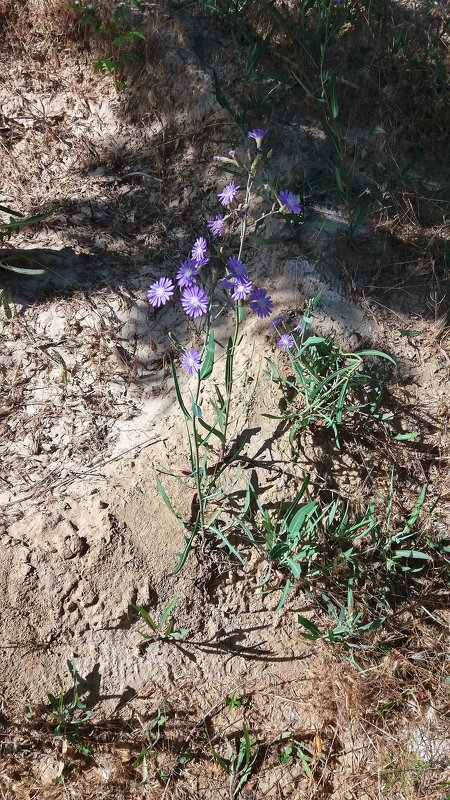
[169,629,190,638]
[155,477,186,526]
[269,542,289,561]
[285,557,302,578]
[208,524,244,563]
[287,500,317,536]
[356,349,396,366]
[0,263,45,275]
[401,485,426,536]
[196,417,225,444]
[200,330,215,380]
[329,73,339,119]
[275,579,292,611]
[225,337,233,395]
[393,431,419,441]
[170,358,191,419]
[334,166,346,195]
[2,207,54,229]
[398,329,420,337]
[160,597,178,624]
[133,605,159,632]
[393,550,432,561]
[171,529,197,575]
[357,617,386,633]
[128,28,147,40]
[0,204,22,216]
[0,290,12,319]
[192,402,202,418]
[297,616,321,639]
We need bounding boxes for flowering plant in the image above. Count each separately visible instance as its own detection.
[264,297,395,450]
[146,129,302,572]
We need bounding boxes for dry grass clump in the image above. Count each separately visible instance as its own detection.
[0,0,79,49]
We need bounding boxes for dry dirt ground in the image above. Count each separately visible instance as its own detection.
[0,1,449,798]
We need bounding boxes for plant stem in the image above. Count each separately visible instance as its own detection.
[220,167,255,458]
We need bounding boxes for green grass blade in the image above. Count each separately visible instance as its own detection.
[171,529,197,575]
[356,349,396,366]
[170,358,191,419]
[275,579,292,611]
[155,477,185,526]
[401,485,427,535]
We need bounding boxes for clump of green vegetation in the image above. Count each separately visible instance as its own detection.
[210,724,258,798]
[69,0,146,84]
[25,660,94,773]
[264,296,395,449]
[0,203,53,276]
[133,597,190,644]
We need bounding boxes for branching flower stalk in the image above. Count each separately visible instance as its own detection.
[147,129,302,572]
[220,158,259,457]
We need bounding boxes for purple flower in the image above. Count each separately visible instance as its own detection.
[207,215,226,236]
[228,257,248,278]
[220,277,235,292]
[269,315,284,328]
[232,277,253,301]
[279,189,302,214]
[278,333,295,350]
[294,319,304,332]
[181,285,209,318]
[191,236,208,262]
[176,258,199,288]
[218,180,240,207]
[146,277,175,307]
[249,288,273,319]
[247,128,267,147]
[181,348,202,376]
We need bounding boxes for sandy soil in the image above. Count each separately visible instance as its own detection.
[0,2,449,798]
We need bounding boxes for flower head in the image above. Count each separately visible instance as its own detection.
[181,348,202,376]
[294,319,304,332]
[207,215,226,236]
[176,258,199,288]
[146,277,174,308]
[228,257,248,279]
[278,333,295,350]
[247,128,267,148]
[249,288,273,319]
[279,189,302,214]
[191,236,208,262]
[195,256,210,268]
[232,277,253,301]
[269,315,284,328]
[218,180,240,207]
[181,285,209,318]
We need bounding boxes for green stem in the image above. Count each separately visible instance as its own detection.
[190,316,212,534]
[220,167,255,458]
